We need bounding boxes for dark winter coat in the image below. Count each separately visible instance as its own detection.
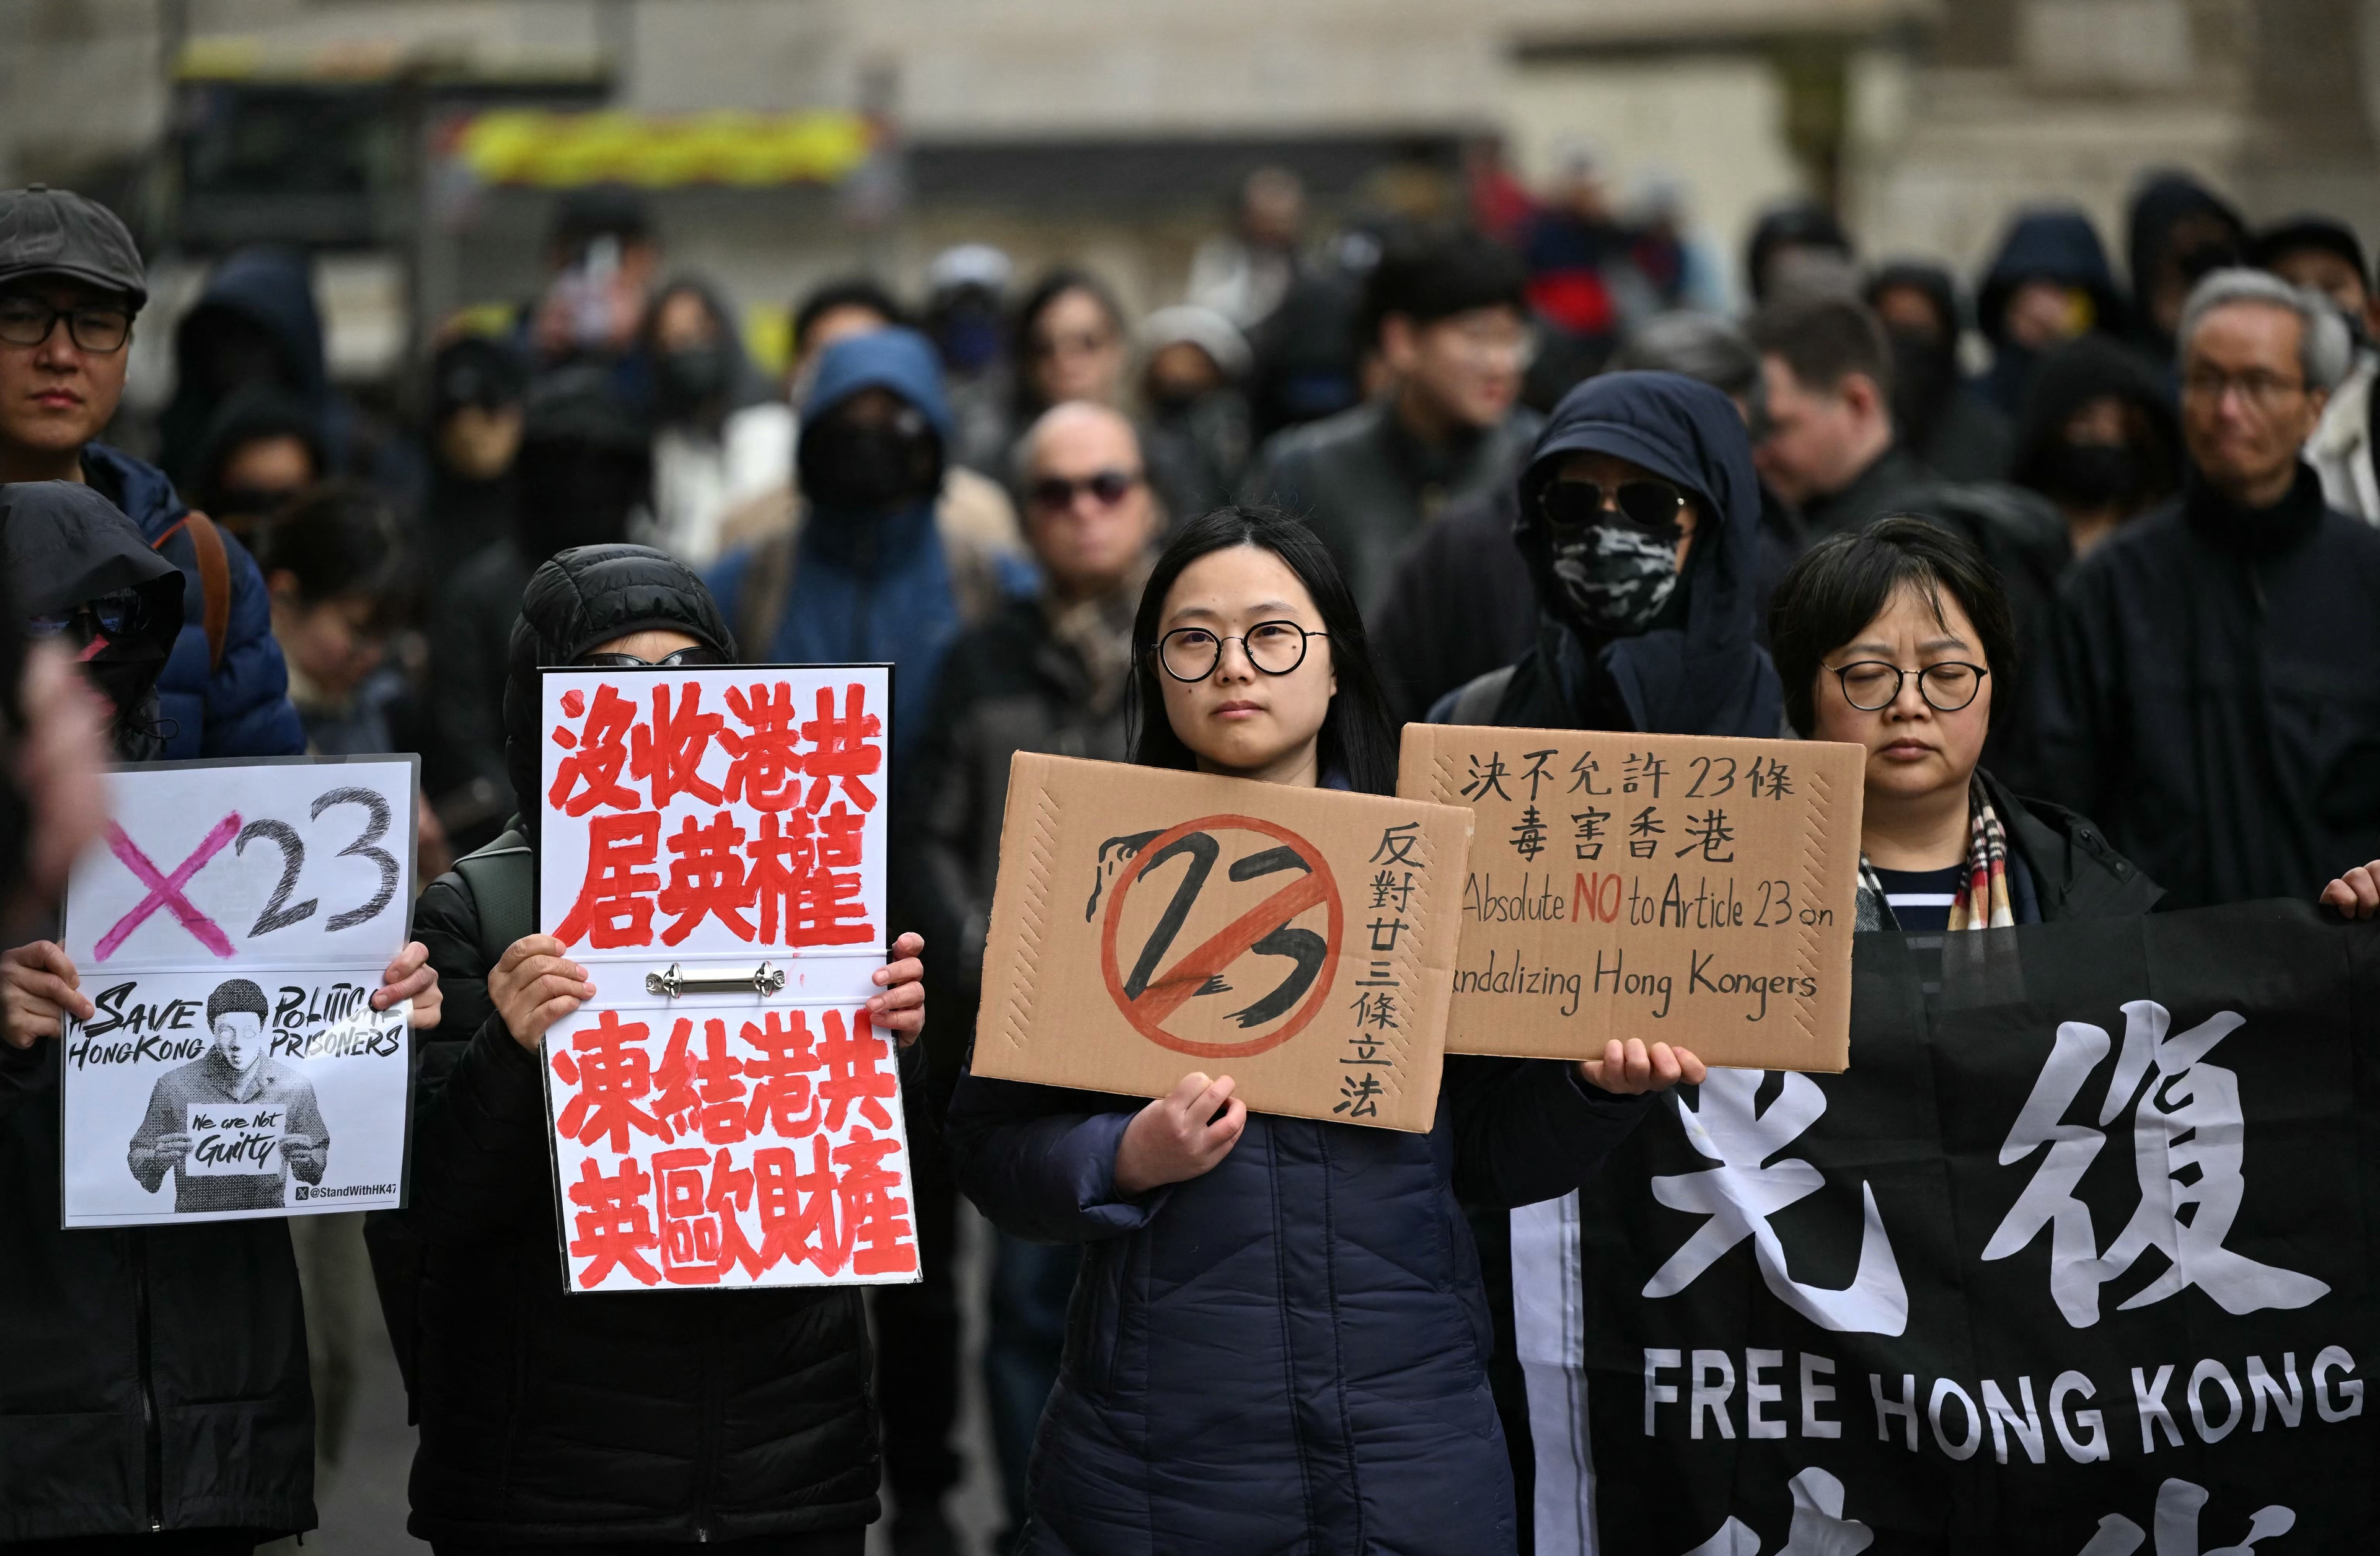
[1443,371,1783,740]
[402,544,884,1543]
[1241,397,1543,613]
[0,1040,317,1541]
[1866,260,2014,482]
[945,1047,1651,1555]
[1368,484,1539,723]
[895,590,1135,1078]
[1973,209,2128,417]
[2028,464,2380,908]
[1861,768,2164,930]
[82,442,305,760]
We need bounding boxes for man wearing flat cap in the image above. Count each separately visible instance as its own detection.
[0,183,303,758]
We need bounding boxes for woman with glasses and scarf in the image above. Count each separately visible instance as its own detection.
[1771,516,2161,930]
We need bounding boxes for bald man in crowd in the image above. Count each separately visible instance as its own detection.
[895,399,1160,1549]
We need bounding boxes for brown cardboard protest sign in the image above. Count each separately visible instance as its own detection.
[1398,726,1863,1071]
[973,754,1476,1132]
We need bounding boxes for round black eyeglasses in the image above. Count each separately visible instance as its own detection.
[1153,622,1325,682]
[1828,660,1988,713]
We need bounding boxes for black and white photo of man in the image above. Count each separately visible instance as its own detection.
[126,977,328,1212]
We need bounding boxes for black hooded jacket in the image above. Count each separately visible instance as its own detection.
[401,545,883,1542]
[2125,172,2246,363]
[2008,333,2183,514]
[0,483,313,1542]
[1440,371,1784,739]
[2029,464,2380,907]
[1866,260,2014,482]
[0,480,186,758]
[1974,209,2128,418]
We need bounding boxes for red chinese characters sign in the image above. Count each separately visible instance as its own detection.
[537,666,913,1291]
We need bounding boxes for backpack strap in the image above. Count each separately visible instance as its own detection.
[1447,665,1518,726]
[152,509,231,672]
[452,825,536,969]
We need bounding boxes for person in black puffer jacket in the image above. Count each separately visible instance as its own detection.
[399,542,925,1554]
[1,481,441,1550]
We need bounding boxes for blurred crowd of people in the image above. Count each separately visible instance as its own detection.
[7,144,2380,1556]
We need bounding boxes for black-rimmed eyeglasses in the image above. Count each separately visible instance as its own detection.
[1153,622,1325,682]
[0,296,131,353]
[1828,660,1988,713]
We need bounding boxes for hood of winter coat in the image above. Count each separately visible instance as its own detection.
[1977,209,2126,345]
[1514,370,1779,736]
[501,543,737,836]
[2009,332,2184,498]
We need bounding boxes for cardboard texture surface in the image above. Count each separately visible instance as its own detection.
[1399,726,1862,1071]
[973,754,1476,1132]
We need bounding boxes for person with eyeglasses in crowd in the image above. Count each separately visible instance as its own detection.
[896,400,1161,1552]
[0,479,443,1553]
[0,185,305,762]
[2029,268,2380,909]
[1241,231,1542,616]
[943,504,1700,1556]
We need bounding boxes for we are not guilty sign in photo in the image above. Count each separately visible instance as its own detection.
[536,662,919,1294]
[58,755,418,1228]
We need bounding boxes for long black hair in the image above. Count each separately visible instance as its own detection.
[1127,505,1399,796]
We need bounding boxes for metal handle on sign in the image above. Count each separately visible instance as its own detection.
[644,961,787,998]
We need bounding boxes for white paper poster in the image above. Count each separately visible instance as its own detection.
[58,757,417,1227]
[536,664,919,1292]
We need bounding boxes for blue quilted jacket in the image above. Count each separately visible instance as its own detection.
[945,1057,1649,1555]
[84,442,304,760]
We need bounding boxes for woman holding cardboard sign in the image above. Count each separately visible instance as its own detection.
[945,506,1703,1556]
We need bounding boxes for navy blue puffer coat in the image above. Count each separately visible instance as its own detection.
[945,1057,1650,1554]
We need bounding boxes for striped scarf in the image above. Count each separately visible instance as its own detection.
[1854,777,2015,932]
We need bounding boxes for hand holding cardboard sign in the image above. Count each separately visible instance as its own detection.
[867,931,926,1048]
[1114,1071,1248,1197]
[490,934,597,1051]
[1574,1037,1705,1096]
[1,940,93,1049]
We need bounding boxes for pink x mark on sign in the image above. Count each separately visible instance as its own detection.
[94,814,242,961]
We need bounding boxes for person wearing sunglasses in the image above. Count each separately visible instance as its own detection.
[0,185,306,765]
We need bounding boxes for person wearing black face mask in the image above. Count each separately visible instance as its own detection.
[637,277,794,568]
[2009,333,2182,558]
[709,327,1034,768]
[1865,262,2014,482]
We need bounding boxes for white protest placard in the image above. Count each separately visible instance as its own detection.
[536,664,919,1293]
[59,756,416,1227]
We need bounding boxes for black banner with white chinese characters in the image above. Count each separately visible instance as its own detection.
[1520,900,2376,1554]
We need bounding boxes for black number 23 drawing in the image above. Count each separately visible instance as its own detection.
[232,786,402,938]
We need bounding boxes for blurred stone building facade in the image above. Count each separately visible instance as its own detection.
[5,0,2376,370]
